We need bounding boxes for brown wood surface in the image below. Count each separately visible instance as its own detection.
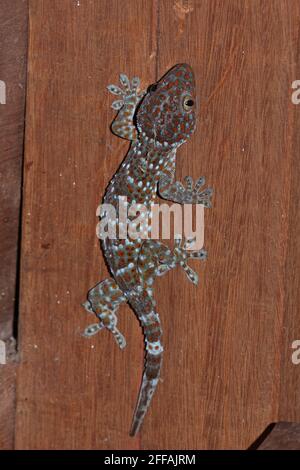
[257,422,300,450]
[0,0,28,449]
[15,0,300,449]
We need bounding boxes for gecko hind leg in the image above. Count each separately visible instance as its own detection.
[174,236,207,285]
[138,240,178,289]
[82,278,127,349]
[107,74,145,141]
[138,238,207,287]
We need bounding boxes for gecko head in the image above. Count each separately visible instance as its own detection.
[136,63,197,148]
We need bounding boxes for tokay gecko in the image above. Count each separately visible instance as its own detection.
[83,64,213,436]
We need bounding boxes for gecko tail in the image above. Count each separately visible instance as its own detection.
[127,289,163,436]
[130,353,162,436]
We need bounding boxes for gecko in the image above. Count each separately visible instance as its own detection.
[82,64,213,436]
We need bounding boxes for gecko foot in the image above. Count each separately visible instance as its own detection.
[107,74,145,110]
[173,236,207,285]
[172,176,213,207]
[83,308,127,350]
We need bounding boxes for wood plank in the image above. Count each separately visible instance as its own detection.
[278,2,300,424]
[0,0,28,340]
[15,0,157,450]
[0,0,28,449]
[140,0,299,449]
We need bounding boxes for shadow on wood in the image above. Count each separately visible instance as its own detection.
[253,422,300,450]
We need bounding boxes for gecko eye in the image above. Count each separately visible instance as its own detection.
[149,83,158,93]
[183,96,195,112]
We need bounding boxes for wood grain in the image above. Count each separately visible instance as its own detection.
[15,0,300,449]
[0,0,28,449]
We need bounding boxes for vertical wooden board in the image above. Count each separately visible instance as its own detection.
[0,0,28,449]
[15,0,157,449]
[140,0,296,449]
[278,2,300,423]
[0,0,28,338]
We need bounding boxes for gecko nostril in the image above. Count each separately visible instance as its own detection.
[149,83,158,93]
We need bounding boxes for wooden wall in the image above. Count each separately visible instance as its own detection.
[1,0,300,449]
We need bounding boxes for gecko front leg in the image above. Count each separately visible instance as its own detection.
[158,151,213,207]
[107,74,145,141]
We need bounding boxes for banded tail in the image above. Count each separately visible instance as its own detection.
[127,288,163,436]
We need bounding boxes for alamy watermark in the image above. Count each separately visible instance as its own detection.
[291,340,300,365]
[0,80,6,104]
[291,80,300,104]
[96,196,205,250]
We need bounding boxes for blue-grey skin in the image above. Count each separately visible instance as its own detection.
[83,64,212,436]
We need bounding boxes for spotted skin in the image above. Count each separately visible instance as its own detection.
[83,64,213,436]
